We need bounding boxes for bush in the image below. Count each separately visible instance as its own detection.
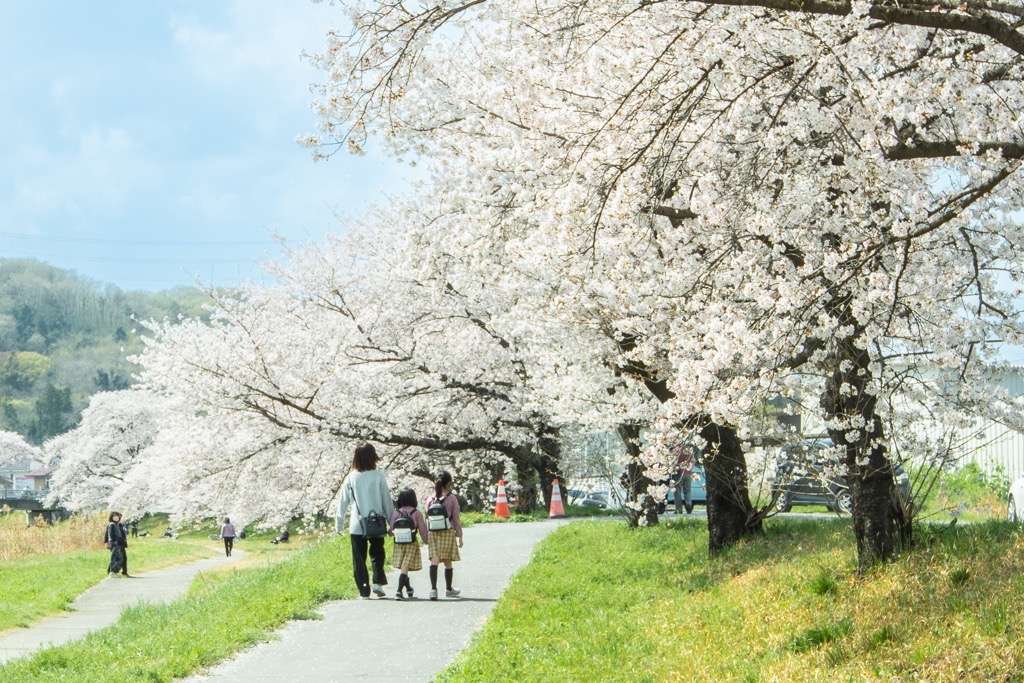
[941,462,1010,499]
[912,461,1011,520]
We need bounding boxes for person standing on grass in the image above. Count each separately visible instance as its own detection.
[336,443,394,599]
[389,488,429,600]
[220,517,237,557]
[425,471,463,601]
[105,511,128,577]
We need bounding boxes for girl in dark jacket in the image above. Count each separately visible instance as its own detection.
[106,511,128,577]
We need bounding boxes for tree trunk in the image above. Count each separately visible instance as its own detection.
[821,297,912,572]
[699,420,763,554]
[514,456,541,514]
[536,426,563,511]
[617,424,659,527]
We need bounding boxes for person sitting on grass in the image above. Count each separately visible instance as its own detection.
[271,529,290,544]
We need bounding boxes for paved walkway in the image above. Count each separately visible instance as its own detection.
[0,547,245,665]
[185,519,568,683]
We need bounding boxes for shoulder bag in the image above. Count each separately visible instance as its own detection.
[349,480,387,539]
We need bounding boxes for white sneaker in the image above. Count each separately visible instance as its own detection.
[445,588,461,598]
[371,584,385,597]
[429,589,438,601]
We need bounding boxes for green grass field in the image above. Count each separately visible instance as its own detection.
[0,538,216,632]
[438,518,1024,683]
[0,534,214,632]
[0,512,317,633]
[4,507,1022,682]
[0,535,358,682]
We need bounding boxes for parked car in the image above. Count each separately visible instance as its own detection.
[565,488,610,509]
[1008,477,1024,522]
[664,460,708,510]
[772,438,910,514]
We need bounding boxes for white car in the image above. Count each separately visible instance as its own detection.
[1008,477,1024,522]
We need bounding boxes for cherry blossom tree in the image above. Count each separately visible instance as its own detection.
[44,390,164,513]
[303,1,1024,569]
[132,218,621,521]
[0,430,40,471]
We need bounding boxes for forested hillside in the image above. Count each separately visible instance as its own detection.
[0,259,212,444]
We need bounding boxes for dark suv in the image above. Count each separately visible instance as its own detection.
[772,438,910,513]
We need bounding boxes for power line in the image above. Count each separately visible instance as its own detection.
[0,231,276,247]
[2,250,266,264]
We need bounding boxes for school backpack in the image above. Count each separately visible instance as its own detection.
[426,496,451,531]
[392,508,416,544]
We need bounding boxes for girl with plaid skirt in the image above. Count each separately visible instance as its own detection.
[389,488,429,600]
[425,470,464,600]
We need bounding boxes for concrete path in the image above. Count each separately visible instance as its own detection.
[185,519,568,683]
[0,547,246,664]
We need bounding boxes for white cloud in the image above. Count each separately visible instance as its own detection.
[0,1,407,290]
[171,0,340,90]
[8,126,152,222]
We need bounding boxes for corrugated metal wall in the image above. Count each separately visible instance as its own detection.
[957,423,1024,482]
[949,368,1024,482]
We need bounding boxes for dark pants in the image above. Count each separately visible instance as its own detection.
[349,533,387,597]
[108,545,126,574]
[674,474,693,514]
[223,537,234,556]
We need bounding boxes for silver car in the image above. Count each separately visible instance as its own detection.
[1008,477,1024,522]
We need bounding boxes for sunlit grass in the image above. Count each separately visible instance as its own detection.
[0,535,215,632]
[0,536,357,683]
[438,518,1024,682]
[0,508,106,561]
[0,509,329,635]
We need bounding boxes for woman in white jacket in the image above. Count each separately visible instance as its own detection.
[336,443,394,598]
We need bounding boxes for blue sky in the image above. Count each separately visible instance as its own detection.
[0,1,408,291]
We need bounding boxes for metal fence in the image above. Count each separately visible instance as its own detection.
[0,488,49,501]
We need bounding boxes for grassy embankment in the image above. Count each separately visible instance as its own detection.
[0,512,210,631]
[439,518,1024,683]
[0,511,312,632]
[0,534,356,682]
[1,514,1021,682]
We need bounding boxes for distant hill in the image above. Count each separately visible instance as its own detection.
[0,258,214,444]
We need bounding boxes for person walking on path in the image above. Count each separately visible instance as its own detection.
[171,520,565,682]
[673,444,696,515]
[425,471,463,601]
[220,517,237,557]
[336,443,394,599]
[105,511,128,578]
[389,488,429,600]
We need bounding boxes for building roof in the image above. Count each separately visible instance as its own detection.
[0,459,37,473]
[24,467,55,477]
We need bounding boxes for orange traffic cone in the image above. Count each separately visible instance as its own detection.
[549,478,566,518]
[494,479,511,518]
